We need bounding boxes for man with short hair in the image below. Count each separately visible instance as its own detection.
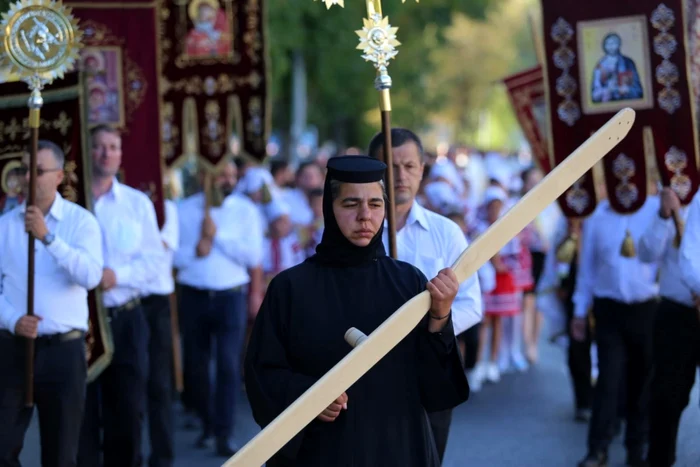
[175,158,264,456]
[368,128,482,463]
[0,140,104,466]
[78,124,165,467]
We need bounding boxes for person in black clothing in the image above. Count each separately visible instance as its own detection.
[244,156,469,467]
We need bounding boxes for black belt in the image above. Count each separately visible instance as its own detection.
[179,284,244,298]
[106,297,141,317]
[0,329,84,344]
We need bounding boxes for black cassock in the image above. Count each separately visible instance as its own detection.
[244,255,470,467]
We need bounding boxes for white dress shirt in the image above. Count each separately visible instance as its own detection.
[143,199,179,296]
[174,192,263,290]
[282,188,314,226]
[382,202,483,335]
[94,179,164,308]
[0,194,103,335]
[679,189,700,296]
[638,205,694,308]
[573,197,660,318]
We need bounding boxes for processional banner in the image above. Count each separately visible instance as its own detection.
[541,0,700,217]
[159,0,270,168]
[0,72,114,383]
[66,0,166,226]
[504,66,552,173]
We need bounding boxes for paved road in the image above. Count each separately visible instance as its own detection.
[20,339,700,466]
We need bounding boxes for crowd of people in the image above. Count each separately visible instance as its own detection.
[0,123,699,467]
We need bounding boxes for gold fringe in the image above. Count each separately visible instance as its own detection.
[556,234,578,264]
[620,229,636,258]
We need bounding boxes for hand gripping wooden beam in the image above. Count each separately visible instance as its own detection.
[223,108,636,467]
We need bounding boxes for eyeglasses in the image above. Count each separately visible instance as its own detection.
[16,164,63,177]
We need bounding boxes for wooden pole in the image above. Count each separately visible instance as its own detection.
[380,99,397,259]
[25,90,42,407]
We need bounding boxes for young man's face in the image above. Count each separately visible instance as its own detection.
[332,181,385,247]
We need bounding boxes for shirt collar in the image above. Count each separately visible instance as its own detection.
[385,201,430,231]
[18,192,66,221]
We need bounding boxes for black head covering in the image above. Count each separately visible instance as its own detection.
[311,155,387,267]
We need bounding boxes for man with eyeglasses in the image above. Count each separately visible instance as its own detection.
[0,140,104,466]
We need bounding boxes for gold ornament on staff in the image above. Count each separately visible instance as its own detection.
[312,0,416,258]
[0,0,82,407]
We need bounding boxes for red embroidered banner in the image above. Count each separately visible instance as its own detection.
[66,0,165,225]
[504,66,552,173]
[0,72,114,383]
[541,0,700,215]
[159,0,270,168]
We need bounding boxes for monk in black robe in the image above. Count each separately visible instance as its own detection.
[244,155,470,467]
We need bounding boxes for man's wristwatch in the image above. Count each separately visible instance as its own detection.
[42,232,55,246]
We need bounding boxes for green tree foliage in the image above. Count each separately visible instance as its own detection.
[267,0,507,148]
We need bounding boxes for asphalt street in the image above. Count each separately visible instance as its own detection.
[20,338,700,466]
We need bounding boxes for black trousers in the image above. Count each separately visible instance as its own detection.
[0,331,86,467]
[77,305,149,467]
[565,299,592,411]
[142,294,175,467]
[427,409,452,464]
[647,298,700,467]
[587,297,656,455]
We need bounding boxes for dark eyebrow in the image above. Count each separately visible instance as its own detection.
[369,197,384,203]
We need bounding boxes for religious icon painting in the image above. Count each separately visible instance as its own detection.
[0,159,25,216]
[80,47,125,128]
[179,0,236,66]
[577,15,655,115]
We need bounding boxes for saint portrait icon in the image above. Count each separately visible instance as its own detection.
[185,0,232,58]
[578,15,654,115]
[591,33,643,103]
[80,47,124,127]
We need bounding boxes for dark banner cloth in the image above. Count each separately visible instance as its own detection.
[0,72,114,383]
[504,66,552,173]
[541,0,700,216]
[159,0,270,168]
[66,0,165,226]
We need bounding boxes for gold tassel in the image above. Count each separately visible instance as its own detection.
[556,234,578,264]
[620,229,636,258]
[261,183,272,204]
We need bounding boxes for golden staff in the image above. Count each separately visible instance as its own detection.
[0,0,82,406]
[316,0,416,258]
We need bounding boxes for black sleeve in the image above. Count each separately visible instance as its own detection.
[243,274,317,459]
[411,266,470,412]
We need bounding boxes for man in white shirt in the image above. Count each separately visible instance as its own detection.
[679,188,700,302]
[639,187,699,466]
[368,128,482,464]
[174,158,263,457]
[140,198,179,467]
[0,140,103,467]
[572,197,660,467]
[78,125,165,467]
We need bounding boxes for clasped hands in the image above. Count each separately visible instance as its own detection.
[196,214,217,257]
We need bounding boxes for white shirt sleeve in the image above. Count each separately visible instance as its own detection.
[161,200,179,252]
[45,211,104,290]
[572,216,595,318]
[637,212,672,264]
[446,226,483,335]
[213,201,264,269]
[112,196,164,288]
[0,222,23,334]
[679,191,700,295]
